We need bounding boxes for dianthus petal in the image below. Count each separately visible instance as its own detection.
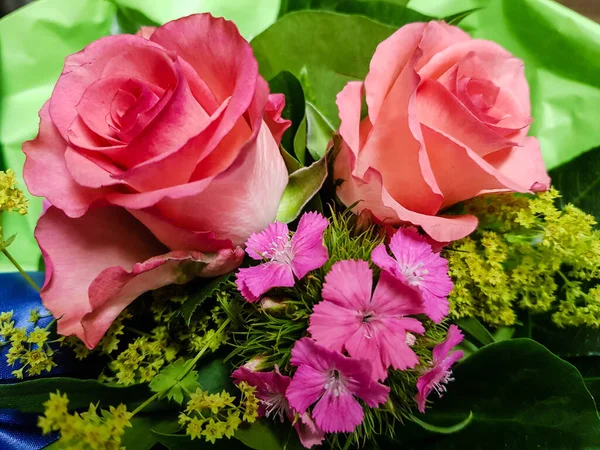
[312,389,364,433]
[235,262,294,302]
[286,364,327,414]
[321,260,373,310]
[309,301,362,353]
[290,212,329,279]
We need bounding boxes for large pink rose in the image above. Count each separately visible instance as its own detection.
[23,14,289,348]
[334,21,550,243]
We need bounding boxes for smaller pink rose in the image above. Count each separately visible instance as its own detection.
[334,21,551,242]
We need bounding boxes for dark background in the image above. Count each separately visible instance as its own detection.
[1,0,600,21]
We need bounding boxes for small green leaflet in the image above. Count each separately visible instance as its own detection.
[174,274,232,326]
[149,359,199,404]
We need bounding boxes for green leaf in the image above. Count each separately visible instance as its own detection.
[408,411,473,434]
[196,359,233,394]
[443,7,481,25]
[278,0,434,28]
[0,0,117,272]
[268,71,307,165]
[175,274,232,326]
[491,326,515,342]
[234,420,284,450]
[305,102,334,161]
[251,11,395,129]
[455,318,495,346]
[0,233,17,251]
[405,339,600,449]
[549,146,600,223]
[121,415,180,450]
[276,153,328,223]
[0,377,151,413]
[531,314,600,358]
[113,4,160,34]
[149,359,199,404]
[293,117,308,165]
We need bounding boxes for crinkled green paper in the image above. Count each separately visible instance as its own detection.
[1,0,600,271]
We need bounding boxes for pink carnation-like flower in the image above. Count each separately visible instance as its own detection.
[308,260,425,380]
[372,227,453,323]
[236,212,329,302]
[286,338,389,433]
[232,366,324,448]
[415,325,464,413]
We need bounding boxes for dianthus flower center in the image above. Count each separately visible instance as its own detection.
[400,261,429,286]
[262,392,289,423]
[266,235,294,265]
[323,369,347,397]
[433,369,454,398]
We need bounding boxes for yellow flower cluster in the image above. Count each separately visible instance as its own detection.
[0,169,28,215]
[38,391,132,450]
[178,382,259,443]
[447,189,600,327]
[0,310,56,378]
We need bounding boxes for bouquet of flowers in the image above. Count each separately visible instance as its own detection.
[1,0,600,449]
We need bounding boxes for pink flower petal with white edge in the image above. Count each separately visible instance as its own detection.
[290,212,329,279]
[235,262,295,302]
[36,206,242,349]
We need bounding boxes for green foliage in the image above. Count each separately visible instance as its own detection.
[0,377,151,413]
[278,0,433,28]
[386,339,600,450]
[268,71,307,164]
[251,11,395,129]
[550,146,600,223]
[455,318,495,347]
[321,208,386,273]
[174,274,232,326]
[408,411,473,434]
[276,154,328,223]
[446,190,600,328]
[150,359,199,404]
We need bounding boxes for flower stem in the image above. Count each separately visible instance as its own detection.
[1,248,41,292]
[131,392,160,417]
[178,318,231,381]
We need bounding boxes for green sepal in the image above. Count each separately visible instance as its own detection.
[276,153,328,223]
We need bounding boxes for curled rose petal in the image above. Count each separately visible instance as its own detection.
[36,206,243,349]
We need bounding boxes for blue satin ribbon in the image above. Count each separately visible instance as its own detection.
[0,272,59,450]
